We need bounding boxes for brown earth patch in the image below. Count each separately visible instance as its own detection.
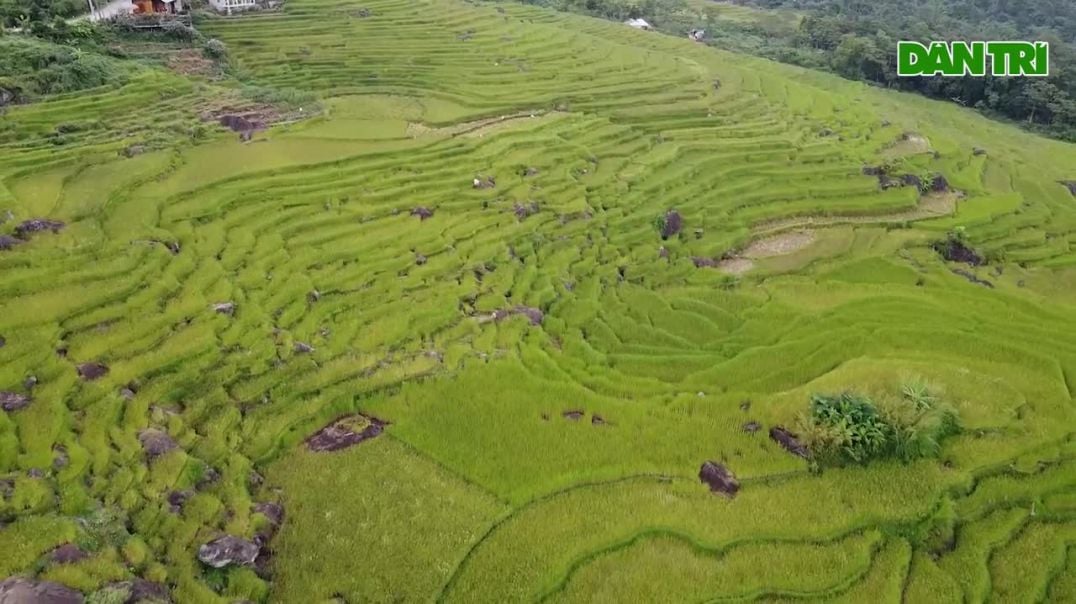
[166,49,222,78]
[742,231,815,259]
[716,258,754,275]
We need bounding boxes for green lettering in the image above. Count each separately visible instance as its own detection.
[950,41,986,76]
[897,41,930,76]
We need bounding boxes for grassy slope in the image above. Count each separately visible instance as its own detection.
[0,0,1074,601]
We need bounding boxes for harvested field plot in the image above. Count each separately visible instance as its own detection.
[1,0,1075,601]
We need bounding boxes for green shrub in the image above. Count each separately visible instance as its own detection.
[202,38,227,61]
[797,381,960,466]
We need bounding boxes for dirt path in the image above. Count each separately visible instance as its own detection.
[719,192,961,275]
[754,191,960,236]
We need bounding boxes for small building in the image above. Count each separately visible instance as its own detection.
[209,0,259,13]
[131,0,185,14]
[624,18,653,31]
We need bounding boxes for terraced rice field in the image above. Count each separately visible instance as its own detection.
[2,0,1076,601]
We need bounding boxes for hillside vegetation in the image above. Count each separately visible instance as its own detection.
[0,0,1075,602]
[525,0,1076,141]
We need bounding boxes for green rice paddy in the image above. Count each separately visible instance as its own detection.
[1,0,1076,601]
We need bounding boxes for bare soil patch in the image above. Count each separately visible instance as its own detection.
[885,132,932,157]
[742,231,815,259]
[166,49,222,78]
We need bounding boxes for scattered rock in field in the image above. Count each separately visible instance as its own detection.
[56,345,68,358]
[0,392,30,412]
[1060,181,1076,196]
[197,467,221,490]
[198,535,260,569]
[167,489,192,514]
[769,426,809,458]
[50,543,88,564]
[973,147,987,156]
[410,207,434,221]
[119,387,136,400]
[881,119,891,127]
[352,7,371,17]
[14,218,65,239]
[110,579,171,604]
[138,429,178,458]
[23,375,37,390]
[740,400,751,412]
[162,240,180,255]
[219,114,266,135]
[492,306,543,325]
[307,289,321,303]
[253,502,284,527]
[0,87,17,106]
[818,128,835,137]
[660,210,682,240]
[591,414,608,426]
[861,165,884,176]
[414,253,427,266]
[513,201,540,220]
[698,461,740,497]
[900,173,923,188]
[951,268,994,288]
[52,445,68,470]
[692,256,717,268]
[522,166,540,177]
[742,421,761,433]
[0,235,21,250]
[0,577,83,604]
[293,342,315,354]
[658,246,669,259]
[933,238,983,266]
[306,414,387,452]
[212,302,235,315]
[562,410,584,421]
[27,468,43,478]
[931,174,950,192]
[76,362,109,380]
[122,144,147,158]
[472,175,496,190]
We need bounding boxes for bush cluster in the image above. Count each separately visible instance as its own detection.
[796,381,960,466]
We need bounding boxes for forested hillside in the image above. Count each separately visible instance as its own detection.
[520,0,1076,141]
